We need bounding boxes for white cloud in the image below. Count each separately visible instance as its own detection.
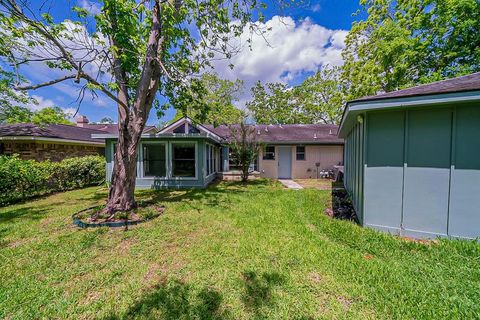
[78,0,101,16]
[208,16,348,106]
[311,3,321,12]
[27,95,56,111]
[62,107,78,119]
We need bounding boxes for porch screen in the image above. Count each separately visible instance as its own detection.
[143,144,166,177]
[172,143,196,177]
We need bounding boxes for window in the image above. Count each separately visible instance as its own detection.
[172,143,196,177]
[206,144,217,176]
[173,123,186,133]
[188,124,200,134]
[0,143,4,155]
[143,144,166,177]
[263,145,275,160]
[296,146,306,160]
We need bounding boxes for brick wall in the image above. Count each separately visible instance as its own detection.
[0,141,105,162]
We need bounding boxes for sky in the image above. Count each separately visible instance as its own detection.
[13,0,364,126]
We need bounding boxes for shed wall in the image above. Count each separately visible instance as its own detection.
[344,121,365,223]
[360,102,480,239]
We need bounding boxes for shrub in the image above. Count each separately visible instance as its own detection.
[0,155,105,206]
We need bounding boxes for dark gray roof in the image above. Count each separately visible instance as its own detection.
[351,72,480,103]
[80,123,158,134]
[0,123,105,143]
[203,124,342,144]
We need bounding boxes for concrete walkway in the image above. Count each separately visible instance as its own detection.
[278,179,304,190]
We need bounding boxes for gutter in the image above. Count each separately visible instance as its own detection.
[0,136,105,146]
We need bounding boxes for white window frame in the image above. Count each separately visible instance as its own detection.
[170,141,198,180]
[206,143,218,178]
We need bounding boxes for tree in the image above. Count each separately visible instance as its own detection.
[1,105,72,125]
[247,66,345,125]
[31,107,73,125]
[228,121,261,182]
[98,117,114,124]
[0,70,35,123]
[342,0,480,100]
[295,66,345,124]
[171,72,245,125]
[1,0,284,214]
[247,81,309,124]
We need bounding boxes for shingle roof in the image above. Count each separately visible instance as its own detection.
[80,123,158,134]
[0,123,106,143]
[203,124,343,144]
[351,72,480,103]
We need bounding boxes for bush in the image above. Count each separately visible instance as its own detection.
[0,155,105,206]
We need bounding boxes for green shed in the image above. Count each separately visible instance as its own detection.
[339,73,480,239]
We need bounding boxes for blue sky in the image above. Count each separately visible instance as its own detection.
[17,0,364,125]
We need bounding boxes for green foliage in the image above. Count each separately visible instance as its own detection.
[31,107,73,125]
[342,0,480,99]
[1,106,73,125]
[171,73,245,125]
[0,69,35,123]
[0,155,105,206]
[247,81,309,124]
[228,121,262,181]
[247,67,345,124]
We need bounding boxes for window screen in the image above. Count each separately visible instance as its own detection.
[172,143,196,177]
[143,144,166,177]
[263,146,275,160]
[296,146,305,160]
[173,124,186,133]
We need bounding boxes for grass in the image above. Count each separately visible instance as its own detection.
[1,180,479,319]
[294,178,343,190]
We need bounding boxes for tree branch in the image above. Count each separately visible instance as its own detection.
[14,75,77,90]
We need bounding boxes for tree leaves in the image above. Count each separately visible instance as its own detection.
[342,0,480,100]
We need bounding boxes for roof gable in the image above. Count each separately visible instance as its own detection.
[159,117,223,140]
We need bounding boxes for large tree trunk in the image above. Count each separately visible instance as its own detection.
[105,117,143,213]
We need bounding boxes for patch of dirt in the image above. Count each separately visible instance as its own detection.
[117,237,135,254]
[309,272,323,284]
[363,254,374,260]
[143,260,184,288]
[336,295,354,309]
[7,239,27,249]
[401,236,440,246]
[80,290,102,306]
[74,203,165,226]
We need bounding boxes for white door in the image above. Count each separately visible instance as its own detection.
[278,146,292,179]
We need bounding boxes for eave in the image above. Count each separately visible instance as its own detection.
[338,90,480,138]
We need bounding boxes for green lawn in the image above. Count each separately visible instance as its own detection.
[1,180,479,319]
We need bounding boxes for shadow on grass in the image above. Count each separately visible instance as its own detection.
[104,280,231,320]
[0,202,64,224]
[241,271,285,318]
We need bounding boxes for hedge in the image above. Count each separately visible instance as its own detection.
[0,155,105,206]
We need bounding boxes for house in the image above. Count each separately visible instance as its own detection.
[96,117,344,189]
[338,72,480,240]
[0,123,106,161]
[0,116,157,161]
